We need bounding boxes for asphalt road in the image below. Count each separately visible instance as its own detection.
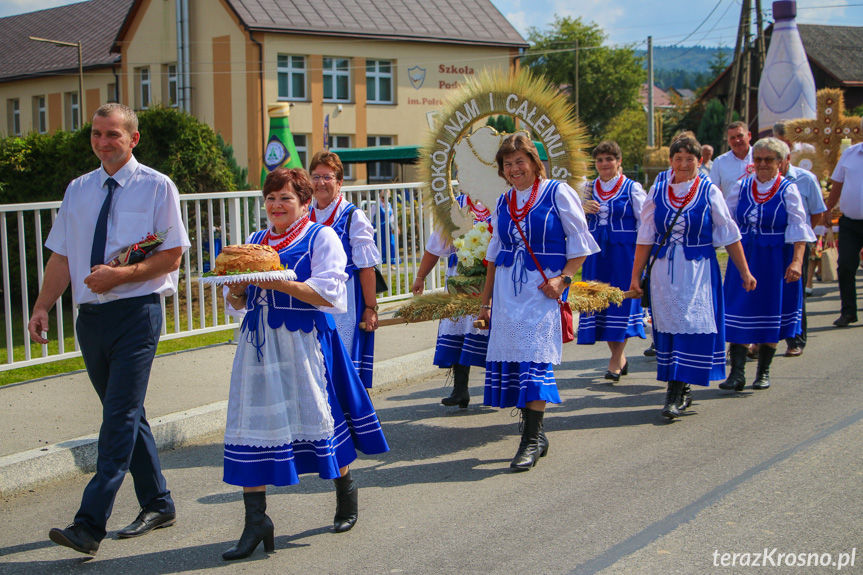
[1,280,861,574]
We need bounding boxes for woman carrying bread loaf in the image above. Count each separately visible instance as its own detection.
[220,168,388,560]
[309,150,382,388]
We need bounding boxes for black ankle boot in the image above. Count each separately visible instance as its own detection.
[719,344,748,391]
[333,470,358,533]
[679,383,692,410]
[222,492,275,560]
[752,345,776,389]
[441,364,470,408]
[510,409,545,471]
[662,381,684,419]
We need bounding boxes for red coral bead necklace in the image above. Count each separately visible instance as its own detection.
[310,195,342,226]
[508,178,540,223]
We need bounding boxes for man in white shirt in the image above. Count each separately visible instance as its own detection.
[778,142,827,354]
[28,104,191,555]
[709,121,754,198]
[824,134,863,327]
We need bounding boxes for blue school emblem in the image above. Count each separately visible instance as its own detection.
[408,66,426,90]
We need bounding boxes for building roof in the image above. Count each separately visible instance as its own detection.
[221,0,527,48]
[0,0,131,83]
[797,24,863,86]
[638,84,672,108]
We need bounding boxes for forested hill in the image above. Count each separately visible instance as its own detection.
[635,45,729,90]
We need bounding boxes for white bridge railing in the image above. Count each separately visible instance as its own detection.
[0,182,444,372]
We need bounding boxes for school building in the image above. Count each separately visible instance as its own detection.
[0,0,527,184]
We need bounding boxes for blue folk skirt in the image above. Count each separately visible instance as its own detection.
[577,239,645,344]
[724,242,803,344]
[223,326,388,487]
[654,256,726,386]
[483,361,561,408]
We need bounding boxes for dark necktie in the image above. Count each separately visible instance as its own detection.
[90,177,117,268]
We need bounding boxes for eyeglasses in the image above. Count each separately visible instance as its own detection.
[311,174,336,183]
[752,156,780,164]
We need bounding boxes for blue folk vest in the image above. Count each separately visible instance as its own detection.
[329,203,359,273]
[245,224,335,334]
[493,179,568,273]
[586,176,639,246]
[735,176,792,248]
[652,171,716,261]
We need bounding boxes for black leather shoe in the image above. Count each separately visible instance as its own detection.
[49,523,99,556]
[643,343,656,357]
[604,370,620,382]
[833,315,858,327]
[117,509,176,538]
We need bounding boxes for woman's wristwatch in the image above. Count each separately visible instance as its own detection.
[561,275,572,285]
[228,291,246,299]
[365,304,379,311]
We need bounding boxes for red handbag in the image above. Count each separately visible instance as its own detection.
[513,221,575,344]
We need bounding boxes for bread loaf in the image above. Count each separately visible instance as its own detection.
[214,244,281,275]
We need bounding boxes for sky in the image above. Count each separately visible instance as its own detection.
[0,0,861,48]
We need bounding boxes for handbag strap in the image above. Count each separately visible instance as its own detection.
[510,199,565,305]
[644,200,686,278]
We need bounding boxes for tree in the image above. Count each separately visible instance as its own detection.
[601,108,648,171]
[485,115,516,133]
[697,98,737,152]
[523,16,645,139]
[709,47,730,81]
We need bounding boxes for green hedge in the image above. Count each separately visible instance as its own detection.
[0,105,250,304]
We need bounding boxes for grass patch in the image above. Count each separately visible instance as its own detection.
[0,329,234,387]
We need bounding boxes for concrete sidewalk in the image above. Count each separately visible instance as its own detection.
[0,317,443,497]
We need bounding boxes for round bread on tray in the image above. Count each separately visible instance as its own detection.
[214,244,282,275]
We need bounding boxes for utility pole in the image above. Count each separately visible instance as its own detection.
[740,0,752,127]
[575,38,580,119]
[723,0,751,152]
[647,36,655,148]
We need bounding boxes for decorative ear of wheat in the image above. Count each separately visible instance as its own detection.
[395,281,625,323]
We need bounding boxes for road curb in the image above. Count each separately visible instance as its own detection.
[0,349,439,498]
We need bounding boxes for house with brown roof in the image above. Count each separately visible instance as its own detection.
[698,23,863,132]
[0,0,132,136]
[2,0,526,183]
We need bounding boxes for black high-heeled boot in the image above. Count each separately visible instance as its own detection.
[661,381,684,419]
[333,470,358,533]
[752,345,776,389]
[441,364,470,408]
[510,409,545,471]
[222,491,275,560]
[719,344,748,391]
[679,383,692,410]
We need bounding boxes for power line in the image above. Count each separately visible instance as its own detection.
[669,0,728,47]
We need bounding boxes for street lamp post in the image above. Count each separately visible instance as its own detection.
[29,36,84,130]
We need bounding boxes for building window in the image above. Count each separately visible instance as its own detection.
[293,134,307,168]
[167,64,178,106]
[65,92,80,131]
[8,99,21,136]
[278,55,306,101]
[323,57,350,103]
[107,83,117,103]
[139,67,151,109]
[34,96,46,133]
[367,136,395,181]
[328,135,353,179]
[366,60,393,104]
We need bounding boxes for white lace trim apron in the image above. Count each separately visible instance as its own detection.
[225,306,335,448]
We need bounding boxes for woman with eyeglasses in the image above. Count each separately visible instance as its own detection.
[309,151,382,389]
[221,168,388,560]
[630,137,756,419]
[720,138,815,392]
